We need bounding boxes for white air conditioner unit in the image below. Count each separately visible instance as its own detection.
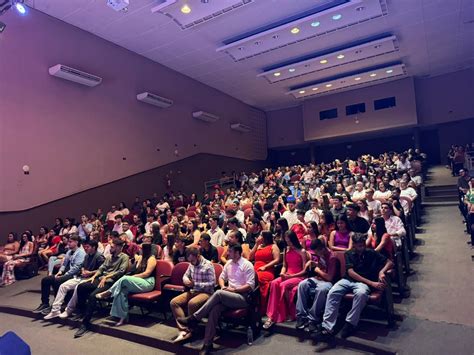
[137,92,173,109]
[230,123,251,132]
[192,111,220,123]
[48,64,102,87]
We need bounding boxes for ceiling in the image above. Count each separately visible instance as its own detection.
[24,0,474,110]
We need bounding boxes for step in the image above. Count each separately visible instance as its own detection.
[422,201,458,207]
[425,190,458,197]
[423,195,458,202]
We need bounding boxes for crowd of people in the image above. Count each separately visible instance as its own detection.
[0,148,428,354]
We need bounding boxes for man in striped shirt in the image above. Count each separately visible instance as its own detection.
[171,247,216,343]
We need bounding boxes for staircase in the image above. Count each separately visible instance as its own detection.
[423,184,458,206]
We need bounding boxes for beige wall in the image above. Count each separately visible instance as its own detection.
[266,106,305,148]
[0,10,266,212]
[302,77,418,141]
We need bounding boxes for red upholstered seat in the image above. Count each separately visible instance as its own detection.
[213,263,223,281]
[162,284,185,292]
[223,308,248,318]
[129,290,162,302]
[128,260,173,304]
[163,262,189,293]
[217,246,225,262]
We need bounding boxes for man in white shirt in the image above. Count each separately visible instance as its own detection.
[282,196,298,228]
[351,182,366,202]
[304,200,322,224]
[400,180,418,201]
[207,216,225,247]
[381,202,406,247]
[121,221,134,242]
[302,169,314,184]
[408,169,423,186]
[178,244,255,354]
[366,188,382,217]
[308,182,320,201]
[396,155,411,173]
[224,217,247,244]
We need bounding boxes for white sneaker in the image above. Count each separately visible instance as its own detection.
[59,310,71,319]
[44,311,60,320]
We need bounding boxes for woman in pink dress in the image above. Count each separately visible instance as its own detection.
[263,231,307,329]
[0,233,34,286]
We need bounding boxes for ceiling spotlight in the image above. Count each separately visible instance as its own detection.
[288,68,295,72]
[299,90,306,94]
[273,72,281,77]
[238,46,244,51]
[311,21,320,27]
[254,41,261,46]
[0,21,6,33]
[337,54,345,59]
[15,2,26,14]
[201,0,210,3]
[325,84,332,88]
[304,64,311,68]
[312,87,318,91]
[180,4,191,14]
[354,77,361,81]
[355,6,365,11]
[290,27,300,34]
[320,59,328,64]
[272,34,279,39]
[332,14,342,20]
[370,73,377,77]
[386,69,393,74]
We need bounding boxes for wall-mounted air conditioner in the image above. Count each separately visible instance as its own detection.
[230,123,251,132]
[192,111,220,123]
[48,64,102,87]
[137,92,173,108]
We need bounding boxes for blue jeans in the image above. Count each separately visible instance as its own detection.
[322,278,370,331]
[48,256,63,275]
[296,278,332,323]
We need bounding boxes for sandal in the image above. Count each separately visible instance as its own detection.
[263,319,275,329]
[96,291,112,300]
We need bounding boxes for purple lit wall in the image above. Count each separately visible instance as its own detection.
[0,10,267,212]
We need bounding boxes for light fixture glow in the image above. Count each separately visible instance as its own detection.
[386,69,393,74]
[311,21,320,27]
[337,54,345,59]
[180,4,191,14]
[370,73,377,77]
[356,6,365,12]
[325,84,332,88]
[290,27,300,34]
[332,14,342,20]
[320,59,328,64]
[299,90,306,94]
[354,77,361,81]
[312,87,318,91]
[15,2,26,14]
[273,72,281,77]
[288,68,296,72]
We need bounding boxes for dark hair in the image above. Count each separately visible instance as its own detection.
[110,231,120,239]
[119,201,127,208]
[209,215,219,223]
[334,195,344,202]
[55,218,64,227]
[68,234,80,243]
[352,232,367,244]
[284,230,302,250]
[141,243,152,261]
[276,218,289,235]
[232,230,244,244]
[227,217,239,225]
[20,232,32,249]
[200,233,211,242]
[8,232,18,241]
[335,215,350,231]
[166,233,175,248]
[225,209,237,217]
[296,209,305,216]
[261,231,274,246]
[308,221,319,235]
[229,243,243,255]
[373,217,388,239]
[310,238,325,251]
[115,214,123,220]
[112,238,125,247]
[347,203,360,212]
[84,239,99,250]
[185,246,200,258]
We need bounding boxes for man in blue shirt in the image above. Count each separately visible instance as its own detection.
[33,234,85,315]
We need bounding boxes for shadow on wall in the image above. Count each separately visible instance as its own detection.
[0,153,265,243]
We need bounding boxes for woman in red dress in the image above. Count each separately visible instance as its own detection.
[249,231,280,314]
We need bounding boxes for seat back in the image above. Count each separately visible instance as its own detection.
[169,262,190,285]
[217,246,225,261]
[155,260,174,291]
[212,263,223,284]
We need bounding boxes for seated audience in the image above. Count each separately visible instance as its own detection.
[282,196,298,228]
[304,200,322,224]
[47,235,69,276]
[78,214,93,241]
[178,244,255,354]
[328,215,353,252]
[207,216,225,247]
[199,233,218,263]
[263,231,307,329]
[367,217,395,261]
[346,203,370,234]
[96,243,156,326]
[291,210,308,242]
[0,232,20,263]
[113,215,124,234]
[366,188,382,217]
[220,231,250,263]
[373,182,392,202]
[171,247,216,343]
[381,202,406,245]
[316,233,393,340]
[38,230,62,268]
[73,238,129,337]
[245,218,261,249]
[0,232,34,286]
[163,233,175,262]
[295,238,337,331]
[318,211,335,239]
[60,217,78,236]
[356,199,371,222]
[249,231,280,313]
[330,196,347,220]
[35,227,49,251]
[121,233,140,262]
[33,234,85,315]
[141,234,162,259]
[173,236,187,264]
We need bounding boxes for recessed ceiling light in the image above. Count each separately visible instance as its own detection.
[180,4,191,14]
[355,50,362,54]
[311,21,320,27]
[254,41,261,46]
[356,6,365,11]
[272,34,279,39]
[320,59,328,64]
[304,64,311,68]
[370,73,377,77]
[354,77,361,81]
[386,69,393,74]
[325,84,332,88]
[238,46,244,51]
[291,27,300,34]
[332,14,342,20]
[374,44,382,49]
[299,90,306,94]
[312,87,318,91]
[273,72,281,77]
[289,68,296,72]
[337,54,345,59]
